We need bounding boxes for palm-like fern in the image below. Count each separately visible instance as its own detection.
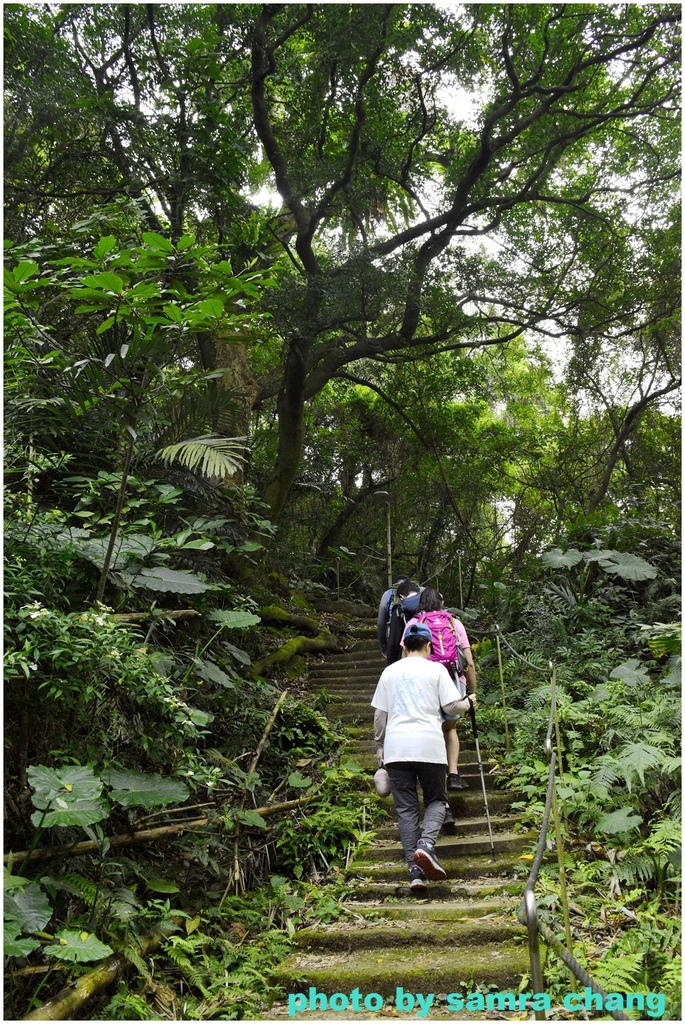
[156,435,247,481]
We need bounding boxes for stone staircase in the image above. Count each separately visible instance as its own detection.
[267,621,532,1019]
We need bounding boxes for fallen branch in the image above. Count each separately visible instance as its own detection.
[109,609,201,623]
[5,818,210,869]
[7,789,320,870]
[23,918,182,1021]
[247,688,289,778]
[257,604,319,634]
[250,630,338,677]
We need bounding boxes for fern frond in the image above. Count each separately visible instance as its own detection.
[644,816,682,855]
[590,950,644,992]
[615,741,665,789]
[615,854,659,886]
[122,944,152,979]
[152,383,244,447]
[61,871,99,905]
[156,435,247,480]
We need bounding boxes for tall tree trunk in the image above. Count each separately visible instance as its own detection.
[263,336,310,520]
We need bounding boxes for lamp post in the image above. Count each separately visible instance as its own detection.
[373,491,392,588]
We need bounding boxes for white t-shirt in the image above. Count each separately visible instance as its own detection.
[371,655,457,764]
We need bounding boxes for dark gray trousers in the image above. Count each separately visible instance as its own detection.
[385,761,447,868]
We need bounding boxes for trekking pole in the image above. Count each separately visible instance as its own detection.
[467,693,495,856]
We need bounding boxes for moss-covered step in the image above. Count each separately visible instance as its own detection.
[349,753,503,780]
[293,917,523,952]
[350,850,529,882]
[375,812,524,838]
[348,896,521,921]
[342,877,526,902]
[311,652,385,668]
[366,788,516,817]
[359,831,530,864]
[270,939,530,997]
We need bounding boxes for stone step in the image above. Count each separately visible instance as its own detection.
[271,941,529,999]
[353,757,505,789]
[349,738,482,757]
[360,830,530,863]
[314,651,385,666]
[350,850,528,882]
[366,786,515,819]
[348,897,520,920]
[343,877,526,902]
[349,747,495,770]
[293,915,523,952]
[376,812,524,839]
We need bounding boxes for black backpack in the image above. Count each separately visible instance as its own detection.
[385,580,421,664]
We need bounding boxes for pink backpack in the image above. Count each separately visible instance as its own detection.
[415,611,465,672]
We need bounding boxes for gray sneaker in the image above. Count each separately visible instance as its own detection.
[412,839,447,881]
[408,865,428,893]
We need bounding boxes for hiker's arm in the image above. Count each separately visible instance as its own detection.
[373,708,387,766]
[377,596,388,654]
[443,693,476,716]
[463,649,476,694]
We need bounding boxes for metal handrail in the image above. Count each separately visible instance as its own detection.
[493,625,629,1022]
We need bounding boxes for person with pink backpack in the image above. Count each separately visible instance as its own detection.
[403,586,476,791]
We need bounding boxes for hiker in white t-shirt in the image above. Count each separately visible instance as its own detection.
[371,621,476,892]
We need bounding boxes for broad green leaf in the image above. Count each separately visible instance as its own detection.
[27,765,108,828]
[237,540,263,552]
[142,231,174,253]
[46,929,113,963]
[93,235,117,258]
[197,297,225,319]
[221,640,252,666]
[186,707,213,727]
[195,658,236,689]
[73,534,155,570]
[144,875,180,894]
[593,550,657,581]
[609,659,649,687]
[4,925,41,957]
[4,881,52,933]
[540,548,584,569]
[4,868,31,893]
[97,316,116,335]
[163,303,183,322]
[597,808,643,835]
[207,609,261,629]
[83,272,124,294]
[105,769,189,809]
[120,566,210,594]
[287,771,312,789]
[12,261,40,283]
[234,809,266,829]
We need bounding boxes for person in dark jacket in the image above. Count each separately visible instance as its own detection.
[376,576,422,664]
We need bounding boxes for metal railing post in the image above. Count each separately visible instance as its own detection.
[501,630,628,1021]
[549,664,577,991]
[524,890,547,1020]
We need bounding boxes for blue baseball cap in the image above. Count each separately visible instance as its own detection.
[402,622,432,644]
